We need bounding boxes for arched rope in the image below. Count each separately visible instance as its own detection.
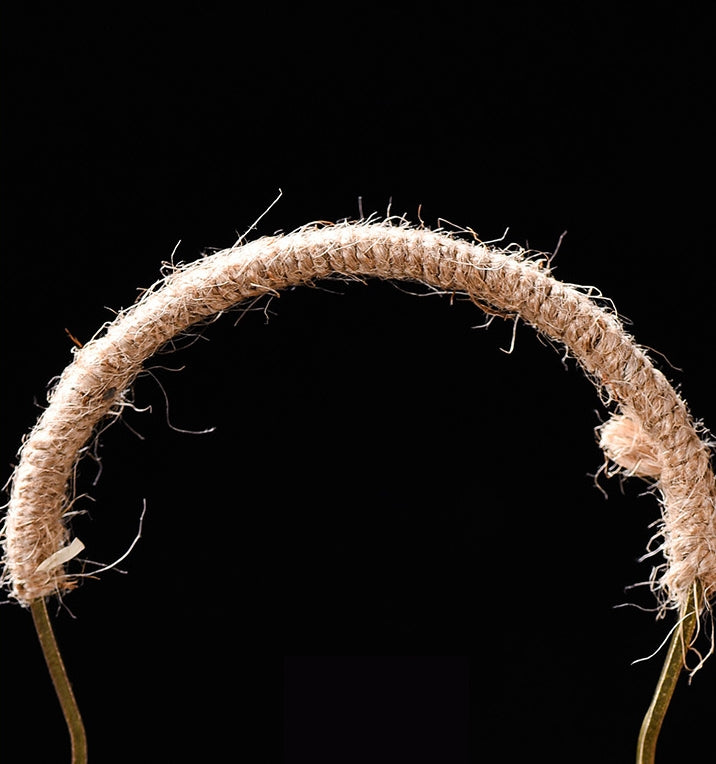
[3,220,715,617]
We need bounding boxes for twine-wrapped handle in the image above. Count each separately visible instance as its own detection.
[3,220,714,764]
[2,221,715,613]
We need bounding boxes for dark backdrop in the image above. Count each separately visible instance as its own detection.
[1,6,714,763]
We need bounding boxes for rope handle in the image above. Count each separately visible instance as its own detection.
[2,220,714,762]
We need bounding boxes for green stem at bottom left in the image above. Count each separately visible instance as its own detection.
[30,597,88,764]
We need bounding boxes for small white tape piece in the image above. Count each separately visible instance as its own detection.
[35,538,86,573]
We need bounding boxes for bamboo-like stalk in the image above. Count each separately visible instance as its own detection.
[30,598,87,764]
[636,582,702,764]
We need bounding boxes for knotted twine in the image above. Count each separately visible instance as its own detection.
[2,221,715,624]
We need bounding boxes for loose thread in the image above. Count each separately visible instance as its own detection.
[30,598,87,764]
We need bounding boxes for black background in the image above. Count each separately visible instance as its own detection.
[1,5,714,763]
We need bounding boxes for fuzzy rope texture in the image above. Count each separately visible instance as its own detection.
[2,221,716,615]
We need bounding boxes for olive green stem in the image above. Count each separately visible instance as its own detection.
[30,597,88,764]
[636,582,701,764]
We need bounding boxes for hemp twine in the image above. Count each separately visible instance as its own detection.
[2,220,715,624]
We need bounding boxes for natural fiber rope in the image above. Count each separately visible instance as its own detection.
[2,220,716,618]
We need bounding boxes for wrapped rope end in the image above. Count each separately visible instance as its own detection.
[599,412,662,479]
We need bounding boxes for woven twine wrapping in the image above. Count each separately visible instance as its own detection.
[2,221,715,617]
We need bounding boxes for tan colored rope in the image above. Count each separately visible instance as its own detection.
[2,220,715,620]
